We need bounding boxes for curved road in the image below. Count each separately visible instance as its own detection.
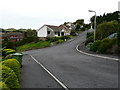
[20,31,118,88]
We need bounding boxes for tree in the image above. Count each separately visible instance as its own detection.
[96,20,118,40]
[74,19,84,25]
[26,29,37,37]
[90,11,120,27]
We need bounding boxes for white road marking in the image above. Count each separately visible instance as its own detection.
[30,55,69,90]
[76,45,119,61]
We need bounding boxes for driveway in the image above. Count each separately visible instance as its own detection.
[20,31,118,88]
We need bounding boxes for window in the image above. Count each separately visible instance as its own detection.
[47,31,50,34]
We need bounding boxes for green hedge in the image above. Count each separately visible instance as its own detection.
[56,39,64,44]
[86,32,94,38]
[85,36,94,45]
[90,40,101,52]
[46,35,71,42]
[70,30,77,36]
[2,49,16,57]
[1,65,19,89]
[1,59,20,78]
[90,38,117,53]
[0,81,10,90]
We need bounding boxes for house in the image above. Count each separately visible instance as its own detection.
[37,24,71,39]
[2,32,24,42]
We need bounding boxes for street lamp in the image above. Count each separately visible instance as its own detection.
[88,10,96,42]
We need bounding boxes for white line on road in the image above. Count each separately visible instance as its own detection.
[76,45,119,61]
[30,55,69,90]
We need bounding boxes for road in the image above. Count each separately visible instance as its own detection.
[20,31,118,88]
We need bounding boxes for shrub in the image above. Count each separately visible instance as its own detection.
[5,42,16,49]
[86,42,93,50]
[2,49,16,57]
[90,40,101,52]
[46,37,59,42]
[96,21,118,40]
[117,25,120,46]
[85,36,94,45]
[2,49,13,52]
[1,59,20,78]
[86,32,94,38]
[5,50,15,55]
[96,38,116,53]
[70,30,77,36]
[60,35,71,40]
[1,65,19,89]
[56,39,64,44]
[0,81,10,90]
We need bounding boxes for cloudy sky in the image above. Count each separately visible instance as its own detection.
[0,0,119,29]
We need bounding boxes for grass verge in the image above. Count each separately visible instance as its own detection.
[16,41,51,51]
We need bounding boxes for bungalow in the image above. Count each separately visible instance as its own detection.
[37,24,71,39]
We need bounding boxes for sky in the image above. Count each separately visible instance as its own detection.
[0,0,120,29]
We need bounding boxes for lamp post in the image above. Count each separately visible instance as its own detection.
[88,10,96,42]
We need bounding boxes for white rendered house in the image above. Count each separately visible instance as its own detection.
[37,24,71,38]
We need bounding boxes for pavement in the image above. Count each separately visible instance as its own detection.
[20,31,118,88]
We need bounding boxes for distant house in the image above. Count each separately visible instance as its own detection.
[37,24,71,39]
[65,23,76,30]
[2,32,24,42]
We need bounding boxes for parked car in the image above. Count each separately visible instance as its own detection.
[107,33,117,39]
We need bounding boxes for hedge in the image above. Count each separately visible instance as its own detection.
[90,40,101,52]
[85,36,94,45]
[86,32,94,38]
[1,59,20,78]
[0,81,10,90]
[89,38,117,53]
[2,49,16,57]
[56,39,64,44]
[97,38,116,53]
[0,65,19,89]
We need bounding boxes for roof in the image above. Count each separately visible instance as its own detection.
[46,24,69,31]
[2,32,24,37]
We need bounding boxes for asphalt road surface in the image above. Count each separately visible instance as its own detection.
[20,31,118,88]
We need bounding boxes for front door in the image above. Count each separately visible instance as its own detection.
[61,32,64,36]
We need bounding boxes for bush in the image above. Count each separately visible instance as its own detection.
[60,35,71,40]
[2,49,16,57]
[90,40,101,52]
[5,42,16,50]
[86,42,93,50]
[117,25,120,46]
[0,81,10,90]
[1,59,20,78]
[5,50,15,55]
[85,36,94,45]
[96,21,118,40]
[86,32,94,38]
[96,38,116,53]
[1,65,19,89]
[56,39,64,44]
[70,30,77,36]
[46,37,59,42]
[15,36,39,47]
